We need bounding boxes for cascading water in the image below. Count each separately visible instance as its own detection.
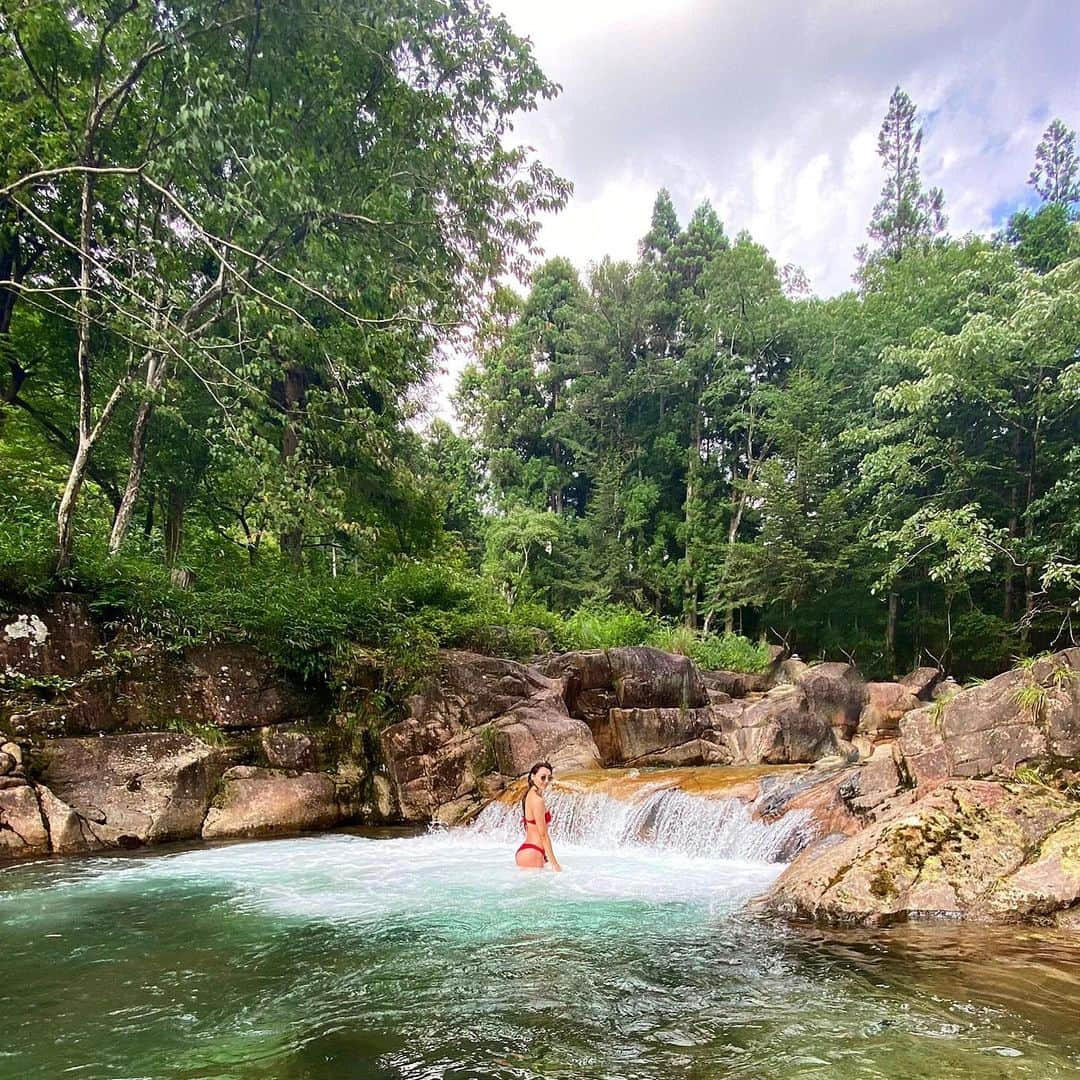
[471,774,814,862]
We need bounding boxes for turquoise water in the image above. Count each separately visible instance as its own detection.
[1,828,1079,1079]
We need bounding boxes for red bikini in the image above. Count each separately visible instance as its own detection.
[517,810,552,860]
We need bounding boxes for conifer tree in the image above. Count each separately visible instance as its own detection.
[1028,118,1080,207]
[865,86,947,263]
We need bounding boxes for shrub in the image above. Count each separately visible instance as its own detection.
[557,604,659,650]
[647,625,771,674]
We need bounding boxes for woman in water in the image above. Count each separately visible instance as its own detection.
[515,761,562,871]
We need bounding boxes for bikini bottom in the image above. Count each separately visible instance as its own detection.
[516,842,547,861]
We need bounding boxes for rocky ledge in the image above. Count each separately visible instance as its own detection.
[760,647,1080,926]
[765,779,1080,926]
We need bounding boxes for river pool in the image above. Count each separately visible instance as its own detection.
[2,819,1079,1079]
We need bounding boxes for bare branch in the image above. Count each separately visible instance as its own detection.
[0,165,144,200]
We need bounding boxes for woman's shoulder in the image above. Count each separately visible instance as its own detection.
[524,786,545,804]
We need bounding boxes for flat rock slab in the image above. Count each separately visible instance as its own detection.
[202,766,342,839]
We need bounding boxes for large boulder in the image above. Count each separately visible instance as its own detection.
[840,743,904,817]
[857,682,922,744]
[898,666,943,700]
[381,651,600,821]
[34,783,103,854]
[898,648,1080,789]
[0,781,50,858]
[592,706,729,766]
[716,682,854,766]
[37,733,232,848]
[176,645,329,731]
[796,663,865,742]
[259,726,318,771]
[765,779,1080,925]
[544,646,708,712]
[5,632,328,739]
[202,766,342,839]
[701,670,771,699]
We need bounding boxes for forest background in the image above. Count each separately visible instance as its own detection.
[1,1,1077,689]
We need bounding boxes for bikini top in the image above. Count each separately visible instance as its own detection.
[522,810,552,826]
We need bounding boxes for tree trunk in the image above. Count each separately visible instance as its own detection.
[1004,430,1021,621]
[683,400,701,629]
[886,591,899,676]
[280,364,306,567]
[164,483,185,565]
[109,350,167,554]
[56,437,92,571]
[56,172,96,572]
[1020,419,1040,646]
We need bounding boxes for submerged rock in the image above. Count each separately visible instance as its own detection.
[764,779,1080,925]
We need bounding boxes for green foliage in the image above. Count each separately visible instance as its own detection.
[557,605,659,649]
[647,626,771,674]
[681,632,771,675]
[1015,759,1080,800]
[2,18,1077,686]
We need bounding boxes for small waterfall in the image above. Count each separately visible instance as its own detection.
[470,777,814,863]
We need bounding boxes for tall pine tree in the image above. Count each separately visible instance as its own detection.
[863,86,947,265]
[1028,118,1080,208]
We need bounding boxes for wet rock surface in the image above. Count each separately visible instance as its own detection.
[5,588,1079,917]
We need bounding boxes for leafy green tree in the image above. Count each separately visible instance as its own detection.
[1005,203,1076,273]
[1,0,568,570]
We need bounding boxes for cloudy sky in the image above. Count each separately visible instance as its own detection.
[426,0,1079,417]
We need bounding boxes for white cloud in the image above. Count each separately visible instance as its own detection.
[422,1,1080,419]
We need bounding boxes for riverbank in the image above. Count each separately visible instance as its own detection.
[3,592,1079,926]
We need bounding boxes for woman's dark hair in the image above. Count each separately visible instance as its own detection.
[521,761,554,819]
